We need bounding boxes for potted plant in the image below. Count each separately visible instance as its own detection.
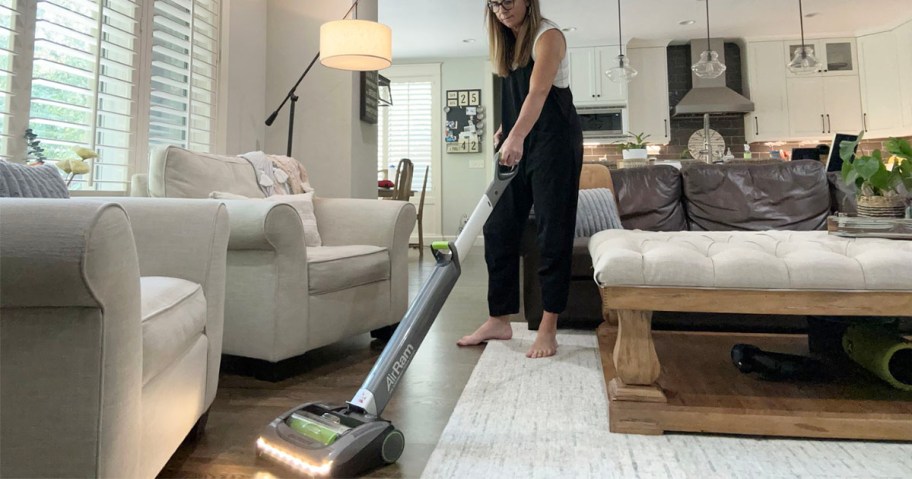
[621,132,650,161]
[840,133,912,218]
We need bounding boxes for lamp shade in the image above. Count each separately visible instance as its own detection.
[320,19,392,71]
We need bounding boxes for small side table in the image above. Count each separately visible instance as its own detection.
[827,215,912,240]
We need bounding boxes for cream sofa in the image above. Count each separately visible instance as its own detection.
[0,198,230,478]
[131,146,416,367]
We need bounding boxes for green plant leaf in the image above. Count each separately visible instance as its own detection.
[867,162,896,193]
[839,131,864,164]
[886,137,912,161]
[841,155,858,185]
[853,155,882,182]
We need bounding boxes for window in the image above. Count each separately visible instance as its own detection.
[149,0,219,152]
[0,0,17,159]
[378,81,432,193]
[0,0,220,192]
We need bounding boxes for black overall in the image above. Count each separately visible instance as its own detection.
[483,57,583,317]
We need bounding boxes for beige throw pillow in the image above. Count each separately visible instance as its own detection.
[209,191,249,199]
[264,192,322,247]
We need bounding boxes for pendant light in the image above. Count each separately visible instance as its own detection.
[786,0,819,74]
[691,0,726,79]
[606,0,637,83]
[321,0,392,71]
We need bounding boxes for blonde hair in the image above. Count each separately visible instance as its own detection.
[486,1,544,77]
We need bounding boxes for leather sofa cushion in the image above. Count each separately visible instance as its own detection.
[683,161,830,231]
[307,245,390,295]
[140,276,207,385]
[827,171,857,214]
[612,165,687,231]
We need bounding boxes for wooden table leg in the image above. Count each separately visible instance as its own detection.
[609,309,666,403]
[599,288,618,326]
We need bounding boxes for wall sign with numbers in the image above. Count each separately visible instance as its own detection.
[444,89,484,153]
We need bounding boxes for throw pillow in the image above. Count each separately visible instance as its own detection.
[0,161,69,198]
[575,188,622,238]
[209,191,249,200]
[265,192,322,247]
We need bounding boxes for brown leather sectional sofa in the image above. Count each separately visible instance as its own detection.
[521,160,858,330]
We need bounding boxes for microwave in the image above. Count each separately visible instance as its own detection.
[577,106,626,140]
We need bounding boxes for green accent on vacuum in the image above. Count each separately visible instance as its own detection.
[843,325,912,391]
[286,412,344,446]
[431,241,449,251]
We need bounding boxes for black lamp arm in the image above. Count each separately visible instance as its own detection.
[263,0,365,156]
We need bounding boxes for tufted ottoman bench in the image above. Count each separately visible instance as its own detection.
[589,229,912,439]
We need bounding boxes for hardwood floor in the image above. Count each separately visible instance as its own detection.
[159,248,494,478]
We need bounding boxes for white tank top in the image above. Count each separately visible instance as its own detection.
[531,19,570,88]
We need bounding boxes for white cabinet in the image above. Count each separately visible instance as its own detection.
[895,20,912,129]
[787,75,863,138]
[568,46,627,107]
[858,31,905,137]
[626,47,669,144]
[744,41,790,142]
[784,38,858,76]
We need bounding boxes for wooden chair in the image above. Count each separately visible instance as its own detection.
[385,158,414,201]
[410,166,430,254]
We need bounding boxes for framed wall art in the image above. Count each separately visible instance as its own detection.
[444,89,484,153]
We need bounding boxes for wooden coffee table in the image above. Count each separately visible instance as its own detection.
[827,215,912,240]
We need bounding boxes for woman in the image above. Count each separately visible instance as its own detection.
[457,0,583,358]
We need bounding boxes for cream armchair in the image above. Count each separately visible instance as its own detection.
[0,198,229,478]
[132,146,416,371]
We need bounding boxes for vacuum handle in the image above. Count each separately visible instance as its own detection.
[494,151,520,182]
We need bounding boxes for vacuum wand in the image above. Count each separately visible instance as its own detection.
[348,152,517,416]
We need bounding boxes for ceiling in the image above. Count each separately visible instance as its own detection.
[380,0,912,60]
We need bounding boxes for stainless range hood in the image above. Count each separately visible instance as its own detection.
[673,39,754,116]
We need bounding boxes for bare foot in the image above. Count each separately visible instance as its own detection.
[527,311,559,358]
[526,329,558,358]
[457,317,513,346]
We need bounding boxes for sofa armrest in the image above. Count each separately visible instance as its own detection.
[220,199,306,251]
[0,199,143,478]
[80,197,230,407]
[314,198,416,249]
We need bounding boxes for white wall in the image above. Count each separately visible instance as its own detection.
[263,0,379,199]
[439,57,496,237]
[221,0,267,156]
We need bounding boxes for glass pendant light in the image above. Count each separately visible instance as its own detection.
[691,0,726,79]
[606,0,637,83]
[786,0,819,74]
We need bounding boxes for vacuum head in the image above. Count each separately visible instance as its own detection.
[256,402,403,477]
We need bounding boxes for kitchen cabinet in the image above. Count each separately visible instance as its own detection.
[568,46,627,107]
[895,20,912,129]
[784,38,857,77]
[626,47,670,144]
[858,31,905,137]
[787,75,863,138]
[744,41,790,142]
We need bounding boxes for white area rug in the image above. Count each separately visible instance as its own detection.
[420,323,912,479]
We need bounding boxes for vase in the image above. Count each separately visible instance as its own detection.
[856,195,907,218]
[622,149,648,160]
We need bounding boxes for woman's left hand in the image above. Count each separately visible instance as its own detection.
[499,133,524,167]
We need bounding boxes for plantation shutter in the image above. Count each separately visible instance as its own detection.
[149,0,219,152]
[378,81,432,193]
[0,0,17,159]
[28,0,140,191]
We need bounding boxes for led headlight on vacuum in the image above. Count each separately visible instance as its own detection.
[256,437,333,476]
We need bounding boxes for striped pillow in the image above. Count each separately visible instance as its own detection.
[575,188,622,238]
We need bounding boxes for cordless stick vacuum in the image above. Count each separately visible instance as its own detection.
[256,152,518,477]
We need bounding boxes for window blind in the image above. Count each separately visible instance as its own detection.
[28,0,139,191]
[378,81,433,193]
[0,0,16,159]
[149,0,219,153]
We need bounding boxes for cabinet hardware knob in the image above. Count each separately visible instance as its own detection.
[755,116,759,136]
[821,114,825,134]
[826,114,831,133]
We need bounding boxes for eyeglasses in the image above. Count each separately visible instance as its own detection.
[487,0,515,13]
